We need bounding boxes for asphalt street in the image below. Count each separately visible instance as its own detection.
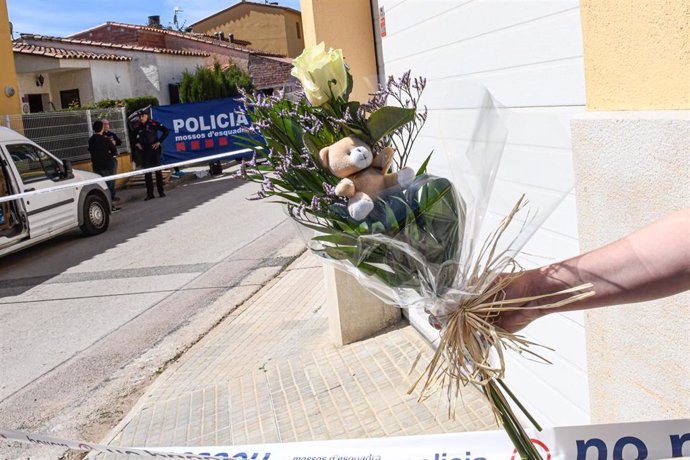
[0,171,305,458]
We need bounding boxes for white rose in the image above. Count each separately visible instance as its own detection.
[291,42,348,107]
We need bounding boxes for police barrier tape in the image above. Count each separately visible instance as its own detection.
[0,148,252,205]
[1,418,689,459]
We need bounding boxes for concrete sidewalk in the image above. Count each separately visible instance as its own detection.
[95,252,497,458]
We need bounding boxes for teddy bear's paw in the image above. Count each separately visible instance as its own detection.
[349,195,374,220]
[397,167,415,189]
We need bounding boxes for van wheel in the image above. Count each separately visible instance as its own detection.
[80,194,109,236]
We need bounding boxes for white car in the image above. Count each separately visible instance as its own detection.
[0,126,112,257]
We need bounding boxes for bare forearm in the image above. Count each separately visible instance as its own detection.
[531,209,690,314]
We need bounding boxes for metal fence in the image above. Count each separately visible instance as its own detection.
[0,107,130,162]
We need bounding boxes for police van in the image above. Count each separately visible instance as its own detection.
[0,127,112,257]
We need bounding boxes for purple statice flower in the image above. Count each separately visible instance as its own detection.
[235,160,247,178]
[263,178,274,192]
[248,152,257,167]
[248,188,267,201]
[322,182,336,196]
[362,89,387,112]
[413,76,427,92]
[400,70,411,88]
[304,119,324,136]
[309,196,321,211]
[387,75,396,92]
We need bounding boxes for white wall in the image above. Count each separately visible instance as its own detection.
[19,38,206,106]
[154,54,205,105]
[376,0,589,427]
[16,72,52,109]
[90,60,132,102]
[48,69,94,109]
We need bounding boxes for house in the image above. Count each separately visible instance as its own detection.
[300,0,689,430]
[191,1,304,58]
[13,34,208,108]
[69,21,294,93]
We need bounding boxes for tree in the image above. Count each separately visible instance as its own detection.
[179,62,253,103]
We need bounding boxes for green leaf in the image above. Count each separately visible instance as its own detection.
[366,106,416,143]
[303,132,322,157]
[343,71,354,102]
[416,151,434,176]
[341,124,369,142]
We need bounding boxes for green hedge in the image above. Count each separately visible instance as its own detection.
[63,96,160,116]
[179,62,253,103]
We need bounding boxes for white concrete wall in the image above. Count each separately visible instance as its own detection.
[154,54,205,105]
[572,112,690,424]
[48,69,94,109]
[16,72,53,110]
[18,38,206,106]
[90,60,132,102]
[376,0,589,426]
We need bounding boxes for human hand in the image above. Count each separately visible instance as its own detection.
[491,271,544,333]
[135,143,143,150]
[152,142,161,149]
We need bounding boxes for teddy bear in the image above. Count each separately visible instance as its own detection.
[318,135,415,220]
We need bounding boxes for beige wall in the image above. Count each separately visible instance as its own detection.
[283,11,305,58]
[300,0,378,103]
[575,0,690,424]
[0,0,21,115]
[580,0,690,111]
[193,5,304,58]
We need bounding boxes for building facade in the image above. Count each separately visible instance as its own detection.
[191,1,305,58]
[69,22,294,93]
[301,0,689,428]
[0,0,20,115]
[14,35,208,108]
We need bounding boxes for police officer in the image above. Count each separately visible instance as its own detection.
[134,112,169,200]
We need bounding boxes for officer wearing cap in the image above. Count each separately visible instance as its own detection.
[134,112,169,200]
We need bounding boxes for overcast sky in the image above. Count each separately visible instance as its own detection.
[7,0,301,38]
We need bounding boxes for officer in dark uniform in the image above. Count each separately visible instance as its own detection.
[134,112,169,200]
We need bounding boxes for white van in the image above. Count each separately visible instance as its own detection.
[0,127,112,257]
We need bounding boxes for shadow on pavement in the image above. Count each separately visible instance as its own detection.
[0,172,248,296]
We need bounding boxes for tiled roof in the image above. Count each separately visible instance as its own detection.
[69,22,284,57]
[13,43,132,61]
[18,34,211,57]
[191,1,301,27]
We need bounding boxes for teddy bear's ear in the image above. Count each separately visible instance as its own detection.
[318,146,329,167]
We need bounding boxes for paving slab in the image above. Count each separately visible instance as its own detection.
[95,253,497,458]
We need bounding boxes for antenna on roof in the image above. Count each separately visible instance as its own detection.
[172,6,187,32]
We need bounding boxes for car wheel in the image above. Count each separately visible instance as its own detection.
[79,193,109,236]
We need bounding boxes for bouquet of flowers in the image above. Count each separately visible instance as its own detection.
[236,43,593,459]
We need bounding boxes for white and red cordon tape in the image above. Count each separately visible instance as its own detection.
[0,149,253,205]
[1,418,689,459]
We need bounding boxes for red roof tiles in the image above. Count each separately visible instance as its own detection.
[69,22,284,57]
[12,43,132,61]
[18,34,211,57]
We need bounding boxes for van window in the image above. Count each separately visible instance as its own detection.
[6,143,61,184]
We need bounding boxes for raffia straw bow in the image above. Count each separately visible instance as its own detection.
[407,196,595,459]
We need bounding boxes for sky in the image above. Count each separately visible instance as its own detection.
[7,0,301,38]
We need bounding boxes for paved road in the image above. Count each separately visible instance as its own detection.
[0,172,304,458]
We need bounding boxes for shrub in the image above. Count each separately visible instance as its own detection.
[179,62,253,103]
[123,96,159,115]
[58,96,159,115]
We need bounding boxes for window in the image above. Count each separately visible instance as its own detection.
[6,144,61,184]
[59,88,81,109]
[296,22,301,39]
